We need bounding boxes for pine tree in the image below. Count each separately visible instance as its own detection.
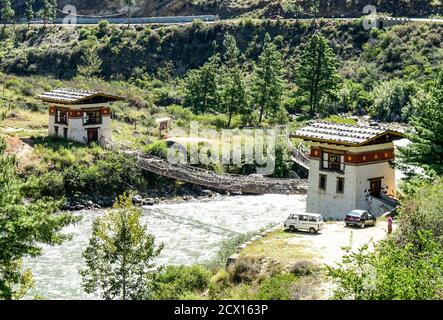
[25,0,34,27]
[399,69,443,175]
[310,0,320,24]
[184,54,221,114]
[41,0,52,26]
[0,0,15,26]
[80,194,163,300]
[77,48,103,78]
[296,33,341,115]
[50,0,57,24]
[252,33,284,124]
[221,33,248,127]
[125,0,135,27]
[0,136,76,299]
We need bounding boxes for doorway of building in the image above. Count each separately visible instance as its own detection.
[63,128,68,139]
[87,128,99,143]
[369,178,382,198]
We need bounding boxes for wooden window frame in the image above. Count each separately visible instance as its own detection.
[319,174,327,191]
[337,177,345,194]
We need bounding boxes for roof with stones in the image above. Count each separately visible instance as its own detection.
[36,88,125,105]
[292,121,404,146]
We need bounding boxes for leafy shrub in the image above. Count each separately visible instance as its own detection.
[92,152,145,195]
[398,177,443,245]
[145,141,169,159]
[29,171,65,198]
[369,79,416,122]
[257,273,297,300]
[208,229,268,268]
[328,230,443,300]
[228,256,262,284]
[208,269,230,300]
[153,265,211,300]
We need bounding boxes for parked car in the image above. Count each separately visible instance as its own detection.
[284,213,324,234]
[344,210,377,228]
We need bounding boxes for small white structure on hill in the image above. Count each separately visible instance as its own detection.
[293,122,404,219]
[37,88,124,143]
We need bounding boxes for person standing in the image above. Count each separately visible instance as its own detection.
[387,216,393,235]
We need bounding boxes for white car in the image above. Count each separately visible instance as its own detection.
[284,213,324,234]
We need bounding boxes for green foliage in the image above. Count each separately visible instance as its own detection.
[369,79,416,122]
[329,168,443,301]
[296,33,341,115]
[257,273,297,300]
[25,0,34,25]
[0,0,14,24]
[77,48,103,78]
[398,177,443,245]
[0,136,76,299]
[145,140,169,159]
[399,69,443,175]
[80,194,164,300]
[39,0,52,25]
[124,0,135,26]
[336,80,371,115]
[32,137,146,197]
[220,33,248,127]
[328,231,443,300]
[167,104,194,123]
[271,140,292,178]
[25,171,65,199]
[228,256,261,284]
[252,33,284,123]
[153,265,211,300]
[208,228,269,268]
[184,54,221,114]
[323,115,357,125]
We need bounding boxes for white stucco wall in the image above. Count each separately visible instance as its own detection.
[68,118,85,143]
[307,159,355,219]
[48,115,56,136]
[101,116,112,141]
[307,143,397,220]
[353,161,396,210]
[47,105,112,143]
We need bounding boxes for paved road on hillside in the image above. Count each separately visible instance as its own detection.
[5,16,443,27]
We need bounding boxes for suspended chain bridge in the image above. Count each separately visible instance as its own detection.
[101,138,308,195]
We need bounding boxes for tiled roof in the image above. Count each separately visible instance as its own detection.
[36,88,124,104]
[292,121,404,146]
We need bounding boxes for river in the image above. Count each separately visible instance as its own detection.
[24,194,307,300]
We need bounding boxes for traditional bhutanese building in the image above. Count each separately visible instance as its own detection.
[293,122,404,219]
[36,88,124,143]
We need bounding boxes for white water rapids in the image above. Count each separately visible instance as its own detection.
[24,194,307,300]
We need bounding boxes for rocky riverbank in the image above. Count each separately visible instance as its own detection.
[61,184,230,211]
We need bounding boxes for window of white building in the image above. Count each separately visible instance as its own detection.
[321,152,345,172]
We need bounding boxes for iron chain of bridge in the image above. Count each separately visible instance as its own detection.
[101,138,308,195]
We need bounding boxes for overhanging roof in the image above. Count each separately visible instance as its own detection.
[36,88,125,105]
[292,121,404,146]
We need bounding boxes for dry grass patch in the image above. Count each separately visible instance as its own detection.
[239,229,316,265]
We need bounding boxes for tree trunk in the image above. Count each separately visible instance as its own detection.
[259,105,264,124]
[128,7,131,28]
[228,110,233,128]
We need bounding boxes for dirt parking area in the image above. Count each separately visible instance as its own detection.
[241,220,392,268]
[239,221,392,299]
[286,221,390,267]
